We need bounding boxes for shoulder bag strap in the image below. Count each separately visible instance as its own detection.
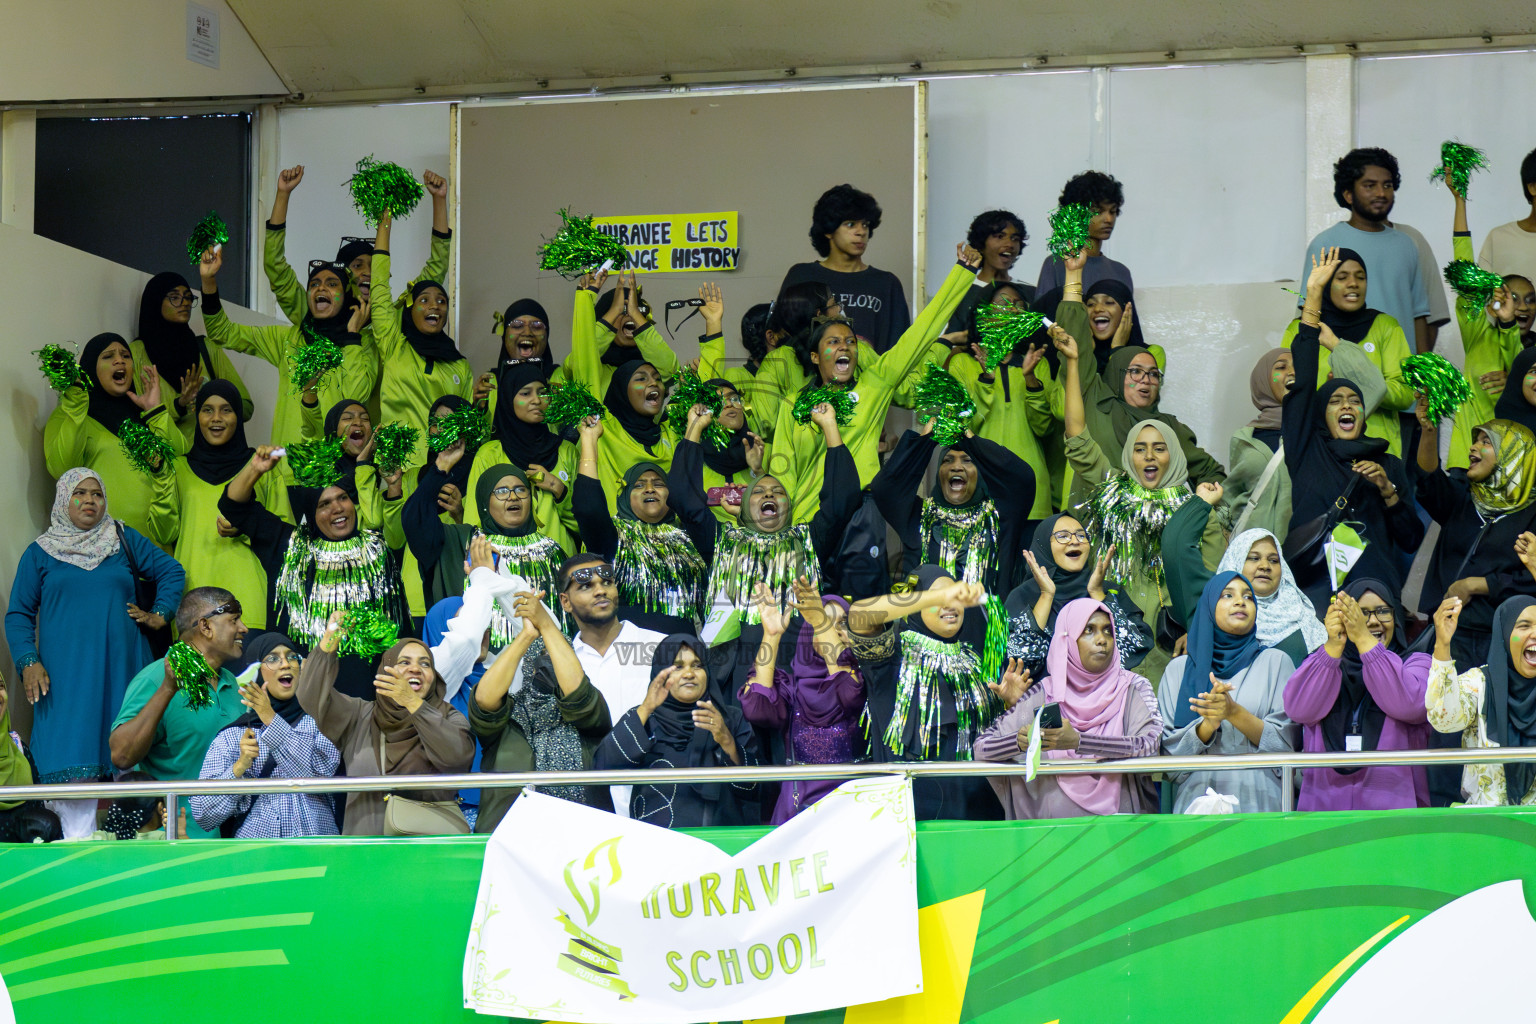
[1233,441,1285,535]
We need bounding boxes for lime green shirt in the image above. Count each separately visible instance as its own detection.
[1448,232,1524,469]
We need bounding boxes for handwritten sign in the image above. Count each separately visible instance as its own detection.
[592,212,740,274]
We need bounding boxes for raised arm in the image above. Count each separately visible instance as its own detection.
[848,580,983,636]
[868,245,981,385]
[199,246,291,366]
[868,428,934,555]
[571,416,619,561]
[667,411,720,561]
[264,164,307,324]
[295,614,367,744]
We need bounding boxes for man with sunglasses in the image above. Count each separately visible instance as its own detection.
[110,588,249,838]
[555,553,666,817]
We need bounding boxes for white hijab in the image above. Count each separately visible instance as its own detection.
[1216,527,1328,652]
[36,468,122,571]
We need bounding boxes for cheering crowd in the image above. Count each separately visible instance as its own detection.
[5,141,1536,843]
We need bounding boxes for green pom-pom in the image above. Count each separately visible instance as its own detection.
[290,327,346,392]
[981,594,1008,684]
[666,367,731,449]
[1429,141,1490,198]
[347,156,424,227]
[1402,352,1473,423]
[166,641,216,710]
[286,436,346,489]
[371,422,420,476]
[544,380,606,434]
[36,343,86,393]
[912,364,976,446]
[1047,203,1094,262]
[1444,259,1506,308]
[185,210,230,266]
[538,208,631,279]
[338,603,400,660]
[117,420,175,477]
[792,383,857,428]
[426,404,487,453]
[975,305,1048,368]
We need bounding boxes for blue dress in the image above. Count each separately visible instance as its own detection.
[4,528,185,782]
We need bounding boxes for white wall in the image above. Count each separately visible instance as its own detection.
[259,102,453,321]
[0,223,283,713]
[0,0,285,102]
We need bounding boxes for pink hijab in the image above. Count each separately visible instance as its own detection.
[1042,598,1137,816]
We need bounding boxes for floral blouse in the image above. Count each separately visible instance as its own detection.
[1426,658,1536,807]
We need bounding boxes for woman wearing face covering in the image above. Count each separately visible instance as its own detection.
[371,212,474,472]
[1163,502,1328,667]
[572,418,707,635]
[1053,253,1224,494]
[1058,325,1224,683]
[199,245,376,451]
[1283,249,1425,612]
[870,419,1034,594]
[5,470,185,800]
[1414,413,1536,667]
[847,565,1016,820]
[145,380,283,627]
[1280,246,1415,456]
[219,445,408,700]
[974,597,1161,819]
[1285,581,1432,810]
[594,633,760,828]
[192,631,341,837]
[403,460,566,634]
[44,332,191,541]
[470,587,612,832]
[1427,593,1536,805]
[1005,512,1152,683]
[1158,572,1299,813]
[463,363,578,554]
[131,271,253,444]
[296,617,474,835]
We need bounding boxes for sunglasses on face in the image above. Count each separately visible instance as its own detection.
[565,565,617,589]
[203,601,242,621]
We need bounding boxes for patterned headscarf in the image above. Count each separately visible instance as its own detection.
[1216,528,1327,652]
[1471,420,1536,517]
[36,468,121,571]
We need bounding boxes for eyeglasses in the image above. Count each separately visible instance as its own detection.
[163,290,195,307]
[1051,530,1091,544]
[1360,606,1395,622]
[508,319,547,332]
[565,565,617,588]
[1125,367,1164,384]
[203,601,242,621]
[261,651,304,667]
[490,485,530,500]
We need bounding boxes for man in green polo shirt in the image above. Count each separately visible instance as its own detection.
[111,587,248,839]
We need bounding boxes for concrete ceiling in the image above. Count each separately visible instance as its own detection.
[229,0,1536,100]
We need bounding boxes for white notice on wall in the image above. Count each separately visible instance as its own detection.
[186,2,219,69]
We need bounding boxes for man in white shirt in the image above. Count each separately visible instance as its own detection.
[1477,146,1536,285]
[557,553,666,817]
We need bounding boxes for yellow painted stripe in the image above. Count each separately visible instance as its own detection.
[1278,915,1409,1024]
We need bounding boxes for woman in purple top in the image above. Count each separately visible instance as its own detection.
[740,581,865,824]
[1283,578,1431,811]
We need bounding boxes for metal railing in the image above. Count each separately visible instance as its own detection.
[6,746,1536,836]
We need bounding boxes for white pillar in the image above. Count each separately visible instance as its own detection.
[0,109,37,231]
[1304,52,1356,243]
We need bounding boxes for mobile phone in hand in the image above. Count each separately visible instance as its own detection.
[1038,702,1063,730]
[706,485,745,507]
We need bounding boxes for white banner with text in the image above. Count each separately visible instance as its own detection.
[462,775,919,1022]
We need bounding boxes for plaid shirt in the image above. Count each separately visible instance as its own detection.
[191,714,341,838]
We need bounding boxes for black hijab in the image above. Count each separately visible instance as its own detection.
[1005,513,1094,624]
[603,359,663,451]
[324,398,369,476]
[499,297,556,378]
[1321,578,1401,774]
[493,361,563,469]
[614,462,676,525]
[1318,248,1384,343]
[1034,283,1144,375]
[595,289,650,368]
[1483,595,1536,803]
[79,332,145,435]
[904,563,986,650]
[475,464,537,539]
[930,444,988,510]
[286,480,360,541]
[424,394,478,493]
[700,378,750,477]
[303,263,362,347]
[400,280,462,373]
[137,271,212,386]
[1315,377,1389,464]
[1084,278,1149,350]
[224,631,307,732]
[1495,347,1536,434]
[644,633,744,802]
[186,379,253,485]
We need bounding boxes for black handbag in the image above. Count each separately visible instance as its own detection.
[1282,476,1362,596]
[115,522,173,657]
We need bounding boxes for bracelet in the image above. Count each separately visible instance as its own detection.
[1303,306,1322,318]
